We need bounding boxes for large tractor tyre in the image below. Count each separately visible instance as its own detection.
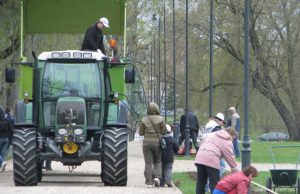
[102,127,128,186]
[13,128,38,186]
[37,161,43,182]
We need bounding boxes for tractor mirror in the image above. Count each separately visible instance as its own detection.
[5,68,16,83]
[125,68,135,83]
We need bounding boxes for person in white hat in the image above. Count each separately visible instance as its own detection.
[203,112,226,136]
[81,17,109,55]
[202,112,227,192]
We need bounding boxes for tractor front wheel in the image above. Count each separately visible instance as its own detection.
[13,128,38,186]
[102,127,128,186]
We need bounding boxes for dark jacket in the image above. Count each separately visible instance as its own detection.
[81,24,106,55]
[0,107,13,139]
[179,112,199,132]
[139,102,167,143]
[161,134,179,163]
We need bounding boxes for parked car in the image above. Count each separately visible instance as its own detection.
[258,132,289,141]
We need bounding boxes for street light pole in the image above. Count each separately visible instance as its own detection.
[209,0,214,117]
[153,34,156,103]
[158,17,161,107]
[152,14,157,104]
[150,45,153,102]
[184,0,190,157]
[163,0,167,121]
[173,0,177,124]
[242,0,251,169]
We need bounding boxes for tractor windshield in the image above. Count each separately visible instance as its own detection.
[42,62,101,98]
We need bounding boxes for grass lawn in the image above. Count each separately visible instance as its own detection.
[173,171,298,194]
[250,141,300,163]
[174,141,300,194]
[175,141,300,163]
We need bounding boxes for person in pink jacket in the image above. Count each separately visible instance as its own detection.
[213,165,258,194]
[195,127,238,194]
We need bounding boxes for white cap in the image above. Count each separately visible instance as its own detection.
[214,112,225,121]
[166,124,172,132]
[228,107,236,112]
[99,17,109,28]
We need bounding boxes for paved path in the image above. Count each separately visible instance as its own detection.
[0,140,297,194]
[0,141,182,194]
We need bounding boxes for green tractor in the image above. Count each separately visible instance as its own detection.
[5,50,136,186]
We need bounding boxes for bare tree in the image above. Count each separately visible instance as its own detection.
[214,0,300,139]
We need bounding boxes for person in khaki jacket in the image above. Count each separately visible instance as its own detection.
[139,102,167,187]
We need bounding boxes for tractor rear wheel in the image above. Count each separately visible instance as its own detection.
[102,127,128,186]
[13,128,38,186]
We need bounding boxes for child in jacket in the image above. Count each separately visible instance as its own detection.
[160,124,179,187]
[213,165,258,194]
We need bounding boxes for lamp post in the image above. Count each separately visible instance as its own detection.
[172,0,177,124]
[158,17,161,107]
[150,45,153,102]
[152,14,157,103]
[242,0,251,169]
[163,0,167,121]
[184,0,190,157]
[209,0,214,117]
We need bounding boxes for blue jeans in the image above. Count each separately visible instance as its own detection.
[0,138,9,163]
[0,155,3,166]
[220,159,226,177]
[212,189,226,194]
[233,137,240,157]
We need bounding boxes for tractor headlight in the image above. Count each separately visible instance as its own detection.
[74,128,83,135]
[58,128,68,135]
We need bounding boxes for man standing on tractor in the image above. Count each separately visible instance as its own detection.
[81,17,109,55]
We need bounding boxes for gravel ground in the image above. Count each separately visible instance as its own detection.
[0,140,296,194]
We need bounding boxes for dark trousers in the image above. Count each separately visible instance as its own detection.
[178,129,199,150]
[142,142,162,185]
[196,163,220,194]
[161,162,173,186]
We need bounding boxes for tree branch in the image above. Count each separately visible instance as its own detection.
[0,35,19,60]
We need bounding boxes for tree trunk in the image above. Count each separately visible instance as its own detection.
[269,94,300,140]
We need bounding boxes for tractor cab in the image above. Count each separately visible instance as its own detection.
[6,50,139,186]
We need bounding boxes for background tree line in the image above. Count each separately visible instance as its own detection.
[1,0,299,139]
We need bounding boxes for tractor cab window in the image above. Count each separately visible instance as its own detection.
[42,62,101,98]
